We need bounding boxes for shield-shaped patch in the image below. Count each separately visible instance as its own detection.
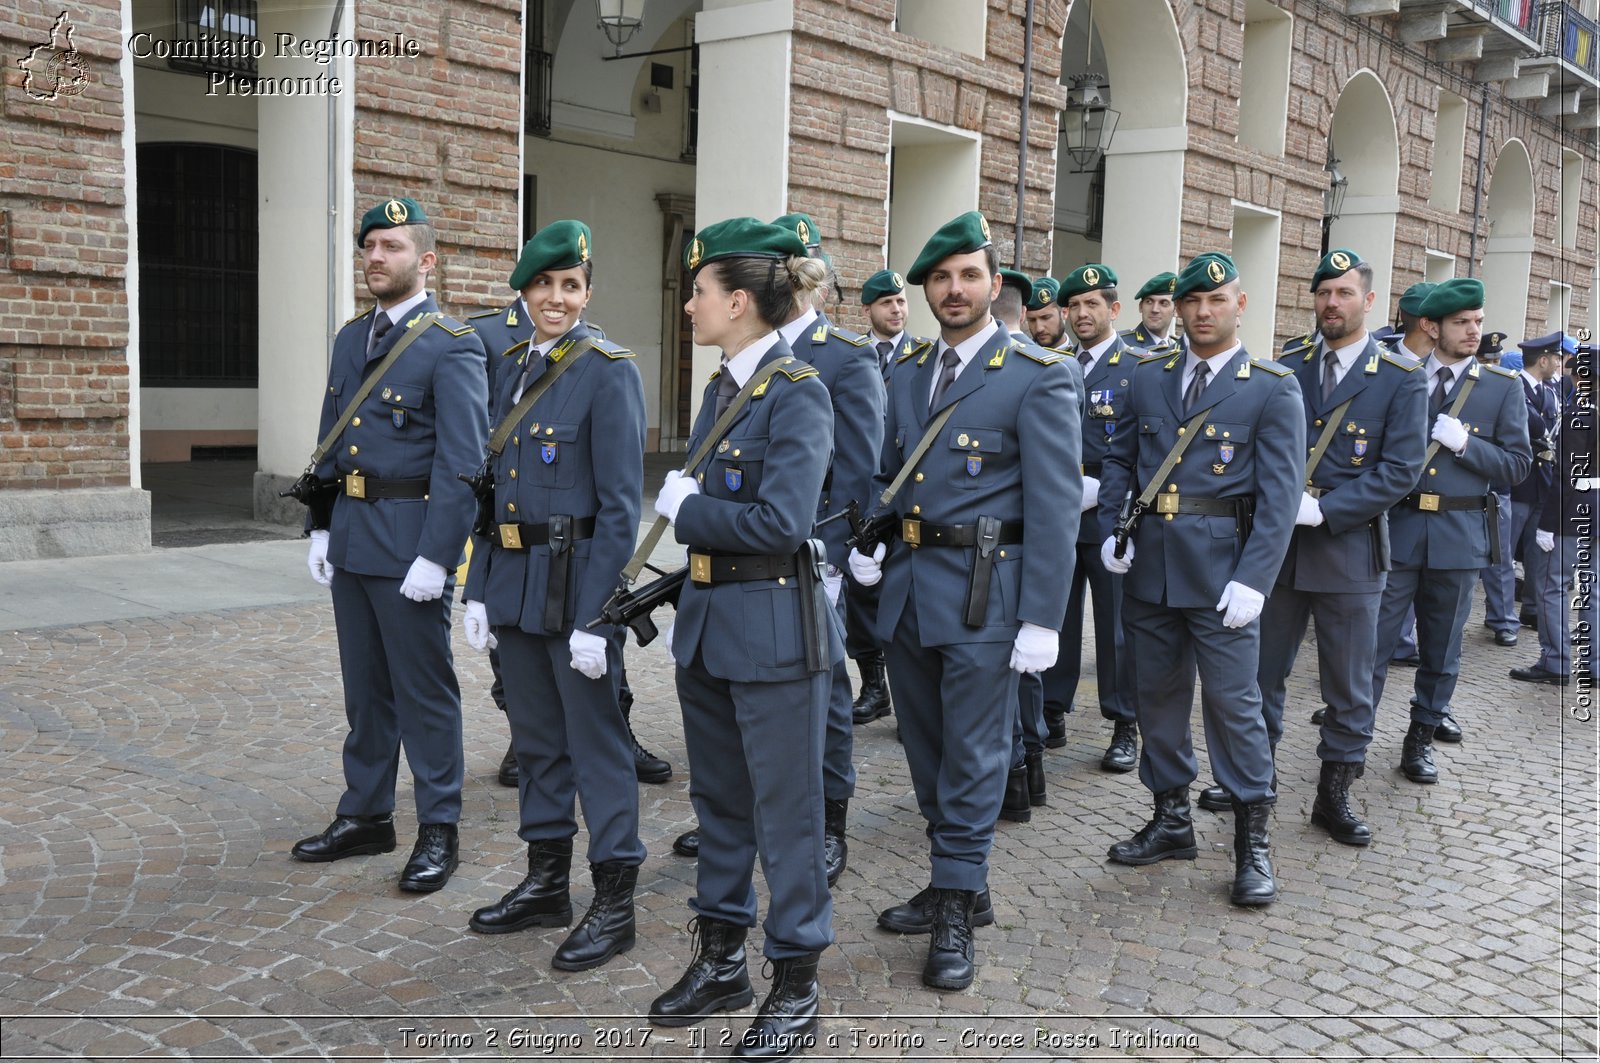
[540,441,558,464]
[1218,442,1235,464]
[966,454,983,477]
[725,466,743,491]
[1352,438,1368,458]
[391,409,406,429]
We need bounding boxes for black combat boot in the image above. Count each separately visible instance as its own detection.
[876,886,995,934]
[1025,749,1047,807]
[1400,721,1438,783]
[1107,787,1197,865]
[1229,800,1278,906]
[850,653,892,724]
[552,860,637,971]
[921,888,977,991]
[469,838,573,933]
[649,916,755,1026]
[620,689,672,784]
[999,766,1032,823]
[823,798,848,887]
[733,952,822,1060]
[1310,760,1371,846]
[1100,720,1138,773]
[1197,783,1231,812]
[1043,706,1067,749]
[497,742,518,787]
[397,823,459,893]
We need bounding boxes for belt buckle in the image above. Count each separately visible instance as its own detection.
[1156,493,1181,515]
[498,523,523,549]
[344,474,366,499]
[690,552,712,585]
[901,518,922,547]
[1418,493,1440,512]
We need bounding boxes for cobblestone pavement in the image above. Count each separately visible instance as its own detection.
[0,562,1596,1059]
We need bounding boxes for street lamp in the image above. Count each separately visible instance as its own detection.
[1321,145,1348,256]
[597,0,646,57]
[1059,74,1119,174]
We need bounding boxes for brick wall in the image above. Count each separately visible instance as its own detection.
[0,2,132,490]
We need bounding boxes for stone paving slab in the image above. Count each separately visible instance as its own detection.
[0,572,1596,1059]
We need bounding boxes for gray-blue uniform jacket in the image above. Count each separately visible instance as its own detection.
[1098,346,1305,604]
[314,297,489,575]
[1510,374,1557,510]
[671,343,841,679]
[464,321,645,634]
[1120,325,1182,355]
[1388,359,1531,571]
[467,300,533,397]
[874,323,1082,646]
[1078,336,1139,544]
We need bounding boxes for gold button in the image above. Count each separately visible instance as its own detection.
[546,427,554,436]
[915,473,924,482]
[733,449,741,458]
[1164,513,1174,521]
[509,469,517,479]
[777,577,787,585]
[998,549,1007,558]
[1223,432,1231,439]
[349,445,358,455]
[1178,426,1186,435]
[912,505,921,514]
[352,417,361,427]
[395,395,402,402]
[697,473,705,483]
[1168,484,1178,492]
[1428,468,1437,476]
[1314,419,1323,427]
[513,436,519,445]
[971,438,980,447]
[1175,457,1182,464]
[507,503,517,513]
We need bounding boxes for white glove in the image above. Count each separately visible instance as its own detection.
[663,621,675,658]
[848,542,886,587]
[1577,478,1598,493]
[1080,475,1101,512]
[1216,580,1265,629]
[568,629,608,679]
[1295,492,1325,527]
[399,556,448,602]
[1431,413,1469,454]
[1537,529,1555,553]
[1100,535,1132,574]
[306,529,334,586]
[1009,621,1058,674]
[654,470,700,525]
[824,570,843,606]
[463,600,495,652]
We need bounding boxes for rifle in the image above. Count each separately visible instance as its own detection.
[457,461,496,539]
[279,468,339,530]
[842,499,898,555]
[589,564,687,647]
[1112,490,1143,559]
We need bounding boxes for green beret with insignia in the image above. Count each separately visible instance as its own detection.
[509,219,592,291]
[1172,252,1239,299]
[1135,272,1177,301]
[906,211,993,286]
[1060,263,1118,301]
[999,269,1034,305]
[772,212,823,253]
[358,197,428,245]
[684,217,808,275]
[1417,277,1484,320]
[861,268,906,305]
[1310,248,1364,292]
[1396,281,1436,317]
[1027,277,1061,311]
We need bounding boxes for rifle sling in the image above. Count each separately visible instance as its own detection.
[1134,408,1212,511]
[1422,372,1478,468]
[486,339,595,456]
[308,312,440,468]
[1303,396,1358,483]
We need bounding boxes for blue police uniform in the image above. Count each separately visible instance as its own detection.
[670,340,840,960]
[1506,373,1559,616]
[1528,383,1597,682]
[873,322,1081,891]
[315,296,489,827]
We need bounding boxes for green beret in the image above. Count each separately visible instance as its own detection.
[998,269,1034,305]
[906,211,993,286]
[1417,277,1484,320]
[508,219,592,291]
[1135,272,1177,301]
[1172,252,1239,299]
[1027,277,1061,311]
[358,197,428,245]
[1310,248,1364,292]
[861,269,906,305]
[1397,282,1436,317]
[1060,263,1118,301]
[772,212,823,253]
[684,217,808,275]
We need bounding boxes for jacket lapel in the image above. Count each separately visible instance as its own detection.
[1184,349,1247,418]
[931,324,1005,417]
[1319,336,1378,412]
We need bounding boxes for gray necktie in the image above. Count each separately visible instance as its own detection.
[714,367,740,418]
[876,340,893,372]
[367,312,393,357]
[1184,360,1211,414]
[1322,353,1339,402]
[929,347,961,413]
[1078,349,1092,371]
[1430,370,1449,418]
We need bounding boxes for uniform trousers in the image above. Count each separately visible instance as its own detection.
[1371,564,1476,727]
[1011,673,1045,769]
[1537,533,1597,676]
[1258,583,1383,763]
[1045,540,1134,723]
[494,626,644,866]
[1122,595,1275,804]
[330,571,463,825]
[677,654,832,959]
[823,594,856,802]
[844,572,882,660]
[1478,489,1517,632]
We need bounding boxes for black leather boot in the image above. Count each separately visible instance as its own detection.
[1100,720,1137,773]
[921,888,977,991]
[398,823,459,893]
[649,916,754,1027]
[1197,783,1231,812]
[620,695,672,784]
[552,860,637,971]
[734,952,822,1060]
[999,766,1031,823]
[469,838,573,933]
[1043,706,1067,749]
[1107,787,1197,865]
[497,742,518,787]
[1310,760,1371,846]
[1025,749,1046,807]
[1229,800,1278,906]
[1309,706,1327,726]
[850,653,892,724]
[291,814,396,862]
[876,886,995,934]
[1400,721,1438,783]
[672,829,700,857]
[823,798,848,887]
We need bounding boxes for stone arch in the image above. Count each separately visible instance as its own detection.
[1481,138,1535,336]
[549,0,703,136]
[1327,69,1400,326]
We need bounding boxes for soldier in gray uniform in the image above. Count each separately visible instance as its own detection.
[293,197,488,895]
[1205,250,1426,846]
[851,212,1080,991]
[1098,252,1304,907]
[1369,278,1531,785]
[1023,276,1068,350]
[458,221,646,972]
[1120,272,1182,353]
[646,218,838,1060]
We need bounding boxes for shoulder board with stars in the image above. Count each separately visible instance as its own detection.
[592,338,635,359]
[1483,363,1517,379]
[899,340,933,364]
[1379,351,1419,373]
[1248,356,1292,377]
[829,326,869,347]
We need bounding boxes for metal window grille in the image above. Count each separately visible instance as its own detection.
[683,44,699,160]
[167,0,259,75]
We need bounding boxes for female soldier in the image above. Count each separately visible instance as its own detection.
[647,218,838,1061]
[460,220,646,972]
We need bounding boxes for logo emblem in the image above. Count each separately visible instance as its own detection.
[796,220,811,244]
[577,232,588,261]
[1039,290,1052,305]
[392,409,406,429]
[384,199,409,225]
[1330,251,1351,271]
[957,433,970,447]
[540,441,558,464]
[19,12,90,102]
[724,467,743,491]
[978,215,991,240]
[687,239,703,270]
[1206,260,1226,284]
[382,387,393,400]
[1167,276,1177,293]
[966,454,983,477]
[1352,438,1368,459]
[1084,267,1100,287]
[891,272,904,289]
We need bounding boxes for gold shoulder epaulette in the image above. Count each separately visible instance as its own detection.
[593,338,635,359]
[344,308,372,328]
[1380,352,1420,372]
[1017,345,1063,365]
[429,315,473,337]
[776,360,821,382]
[1484,363,1517,379]
[898,340,932,363]
[467,307,501,320]
[830,327,869,347]
[1282,335,1316,357]
[1251,358,1293,377]
[504,339,531,362]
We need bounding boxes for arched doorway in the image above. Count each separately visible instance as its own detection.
[1327,70,1400,327]
[1481,139,1535,337]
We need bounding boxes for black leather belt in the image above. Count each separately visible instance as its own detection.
[898,519,1024,548]
[343,474,428,500]
[494,515,596,550]
[1305,485,1330,499]
[1403,492,1487,512]
[687,552,799,585]
[1152,495,1249,517]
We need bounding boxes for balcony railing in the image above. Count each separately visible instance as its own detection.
[1465,0,1542,37]
[1540,1,1599,78]
[526,46,553,137]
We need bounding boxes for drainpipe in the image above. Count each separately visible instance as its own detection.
[1014,0,1035,268]
[1466,83,1489,277]
[327,0,347,360]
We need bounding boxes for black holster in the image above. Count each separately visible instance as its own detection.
[1371,511,1392,573]
[1486,491,1503,566]
[962,515,1002,627]
[543,514,575,633]
[1233,496,1256,544]
[457,463,496,538]
[798,538,829,673]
